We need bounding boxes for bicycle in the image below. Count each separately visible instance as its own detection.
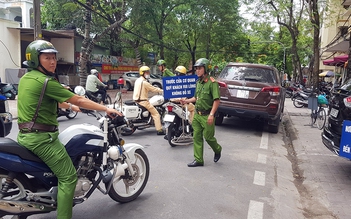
[311,104,327,130]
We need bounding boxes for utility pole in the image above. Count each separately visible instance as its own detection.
[33,0,42,40]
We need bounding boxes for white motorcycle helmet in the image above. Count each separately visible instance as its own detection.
[149,95,164,106]
[74,86,86,96]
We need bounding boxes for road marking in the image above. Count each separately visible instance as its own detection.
[257,154,267,164]
[259,132,269,149]
[247,200,264,219]
[253,170,265,186]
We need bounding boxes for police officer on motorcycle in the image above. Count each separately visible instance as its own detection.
[180,58,222,167]
[86,69,108,104]
[18,40,122,219]
[133,66,165,135]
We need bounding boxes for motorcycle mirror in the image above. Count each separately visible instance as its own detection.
[74,86,86,96]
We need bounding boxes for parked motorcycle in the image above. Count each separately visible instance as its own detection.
[119,94,166,136]
[0,101,149,218]
[163,101,193,147]
[293,91,309,108]
[0,83,17,100]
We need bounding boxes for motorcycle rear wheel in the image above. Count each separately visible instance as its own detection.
[0,169,35,219]
[106,149,149,203]
[104,95,112,105]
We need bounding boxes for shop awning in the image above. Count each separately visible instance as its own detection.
[325,40,349,53]
[334,54,348,62]
[323,59,337,66]
[323,54,349,66]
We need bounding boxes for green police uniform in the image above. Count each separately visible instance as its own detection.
[17,70,77,219]
[163,68,175,77]
[192,75,222,164]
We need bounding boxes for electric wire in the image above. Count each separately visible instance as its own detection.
[0,39,20,67]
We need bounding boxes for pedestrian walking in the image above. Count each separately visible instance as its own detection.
[180,58,222,167]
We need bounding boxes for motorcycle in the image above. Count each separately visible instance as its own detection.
[57,107,78,119]
[58,84,78,119]
[0,100,149,218]
[0,83,17,100]
[84,86,112,105]
[163,101,193,147]
[293,90,309,108]
[118,94,167,136]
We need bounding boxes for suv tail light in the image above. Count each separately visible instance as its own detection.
[218,81,227,88]
[261,86,280,96]
[343,96,351,108]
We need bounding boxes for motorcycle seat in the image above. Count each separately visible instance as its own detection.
[0,138,42,163]
[85,90,99,102]
[124,100,137,106]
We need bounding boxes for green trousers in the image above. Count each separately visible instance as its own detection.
[192,113,222,164]
[18,131,77,219]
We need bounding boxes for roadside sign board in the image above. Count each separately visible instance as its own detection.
[339,120,351,159]
[162,75,198,99]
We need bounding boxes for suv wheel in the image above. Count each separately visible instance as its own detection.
[125,82,132,91]
[267,115,281,133]
[215,112,224,126]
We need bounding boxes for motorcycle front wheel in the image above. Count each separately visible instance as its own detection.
[106,149,149,203]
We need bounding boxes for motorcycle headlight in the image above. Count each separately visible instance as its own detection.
[108,146,121,160]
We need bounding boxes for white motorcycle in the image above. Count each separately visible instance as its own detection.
[112,94,167,136]
[163,101,193,147]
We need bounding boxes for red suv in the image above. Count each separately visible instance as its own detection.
[216,62,285,133]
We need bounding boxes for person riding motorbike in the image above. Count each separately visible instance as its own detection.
[133,66,165,135]
[86,69,108,104]
[18,39,122,219]
[157,59,175,77]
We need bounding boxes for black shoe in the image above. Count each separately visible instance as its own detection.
[157,130,165,135]
[187,160,204,167]
[164,135,168,140]
[214,151,221,163]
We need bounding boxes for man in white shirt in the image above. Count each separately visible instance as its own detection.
[86,69,107,104]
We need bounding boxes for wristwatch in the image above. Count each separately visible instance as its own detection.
[209,113,214,116]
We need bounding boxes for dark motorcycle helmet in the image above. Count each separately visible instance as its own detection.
[25,40,58,69]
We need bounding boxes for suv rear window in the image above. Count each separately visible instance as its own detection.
[219,66,276,83]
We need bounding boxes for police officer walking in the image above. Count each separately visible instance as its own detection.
[180,58,222,167]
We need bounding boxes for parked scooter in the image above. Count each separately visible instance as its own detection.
[0,83,17,100]
[293,90,309,108]
[0,100,149,218]
[163,101,193,147]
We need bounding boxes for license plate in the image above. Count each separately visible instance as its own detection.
[236,90,249,99]
[330,108,339,118]
[163,114,175,122]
